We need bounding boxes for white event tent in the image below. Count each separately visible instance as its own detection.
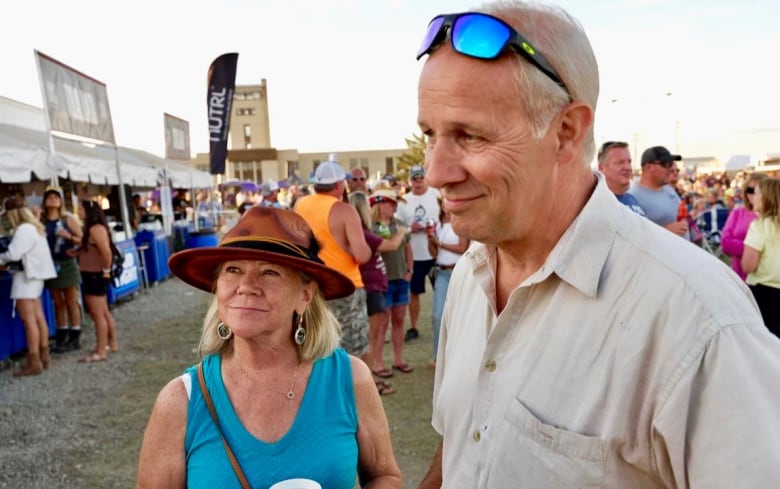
[0,96,212,188]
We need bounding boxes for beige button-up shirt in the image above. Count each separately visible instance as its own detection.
[433,175,780,488]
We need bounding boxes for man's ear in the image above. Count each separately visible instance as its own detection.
[554,102,594,164]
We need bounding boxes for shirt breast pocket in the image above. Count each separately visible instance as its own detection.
[489,396,607,488]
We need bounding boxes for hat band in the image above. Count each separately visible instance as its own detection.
[221,237,323,265]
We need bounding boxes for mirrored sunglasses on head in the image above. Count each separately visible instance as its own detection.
[416,11,571,100]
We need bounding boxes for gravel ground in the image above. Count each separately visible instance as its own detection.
[0,277,439,488]
[0,278,209,489]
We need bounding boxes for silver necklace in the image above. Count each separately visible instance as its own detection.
[237,360,301,400]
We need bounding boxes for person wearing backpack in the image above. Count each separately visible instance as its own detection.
[70,199,118,363]
[41,186,84,353]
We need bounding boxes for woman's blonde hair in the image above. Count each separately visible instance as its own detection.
[197,267,341,361]
[348,191,372,229]
[7,207,46,236]
[757,178,780,222]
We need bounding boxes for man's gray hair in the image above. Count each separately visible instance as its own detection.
[478,0,599,162]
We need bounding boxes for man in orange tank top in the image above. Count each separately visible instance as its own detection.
[294,158,373,365]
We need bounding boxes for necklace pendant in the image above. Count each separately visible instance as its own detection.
[286,390,295,400]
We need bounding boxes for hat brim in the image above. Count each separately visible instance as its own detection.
[168,247,355,300]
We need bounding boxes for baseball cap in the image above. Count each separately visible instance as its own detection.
[409,165,425,178]
[369,188,405,206]
[261,180,279,196]
[314,161,346,185]
[43,185,64,199]
[641,146,682,166]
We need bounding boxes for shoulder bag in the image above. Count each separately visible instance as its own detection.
[197,362,251,489]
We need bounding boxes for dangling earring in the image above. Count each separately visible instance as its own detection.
[294,312,306,345]
[217,322,232,340]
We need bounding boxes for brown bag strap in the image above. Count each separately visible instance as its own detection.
[197,362,252,489]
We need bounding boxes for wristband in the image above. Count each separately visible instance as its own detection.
[102,268,110,274]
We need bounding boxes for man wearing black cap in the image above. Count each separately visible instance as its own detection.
[628,145,689,238]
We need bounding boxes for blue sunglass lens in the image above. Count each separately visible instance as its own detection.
[417,16,446,59]
[452,14,510,59]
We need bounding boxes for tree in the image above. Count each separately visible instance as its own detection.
[395,133,426,180]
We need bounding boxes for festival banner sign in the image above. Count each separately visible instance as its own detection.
[35,50,116,144]
[206,53,238,175]
[163,112,191,161]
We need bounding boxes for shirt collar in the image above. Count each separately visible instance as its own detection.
[466,173,620,299]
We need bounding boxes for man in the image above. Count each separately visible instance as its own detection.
[597,141,645,216]
[260,180,282,208]
[668,163,685,197]
[195,190,223,229]
[627,146,689,238]
[396,165,440,341]
[347,167,369,195]
[415,3,780,488]
[294,160,373,364]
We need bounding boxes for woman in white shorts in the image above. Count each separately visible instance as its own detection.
[0,197,57,376]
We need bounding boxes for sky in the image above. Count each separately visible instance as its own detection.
[2,0,779,164]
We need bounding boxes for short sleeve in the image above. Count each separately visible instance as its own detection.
[743,219,765,253]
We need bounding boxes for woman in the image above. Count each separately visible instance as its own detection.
[426,203,469,368]
[721,173,768,280]
[348,191,407,396]
[73,200,119,363]
[742,178,780,337]
[0,197,57,376]
[135,206,401,488]
[40,186,84,352]
[370,189,414,379]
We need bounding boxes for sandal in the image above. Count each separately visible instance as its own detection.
[78,352,107,363]
[392,362,414,373]
[372,368,394,378]
[375,380,396,396]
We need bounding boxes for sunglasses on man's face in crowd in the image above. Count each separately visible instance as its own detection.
[416,12,571,99]
[647,160,674,169]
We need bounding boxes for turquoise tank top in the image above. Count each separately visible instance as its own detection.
[184,348,359,488]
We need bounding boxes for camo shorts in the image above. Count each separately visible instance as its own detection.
[328,287,369,356]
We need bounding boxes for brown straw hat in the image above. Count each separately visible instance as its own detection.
[168,206,355,300]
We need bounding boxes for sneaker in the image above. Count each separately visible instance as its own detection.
[404,328,419,342]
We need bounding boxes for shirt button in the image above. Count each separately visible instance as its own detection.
[485,360,497,372]
[473,430,481,442]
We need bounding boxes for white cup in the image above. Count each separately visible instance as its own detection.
[268,478,322,489]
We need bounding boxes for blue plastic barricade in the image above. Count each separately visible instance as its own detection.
[135,230,171,284]
[106,239,141,304]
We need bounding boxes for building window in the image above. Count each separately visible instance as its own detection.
[349,158,358,169]
[243,124,252,147]
[288,161,299,178]
[385,157,394,175]
[360,157,369,168]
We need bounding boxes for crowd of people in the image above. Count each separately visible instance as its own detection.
[0,187,120,375]
[598,141,780,333]
[6,1,779,486]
